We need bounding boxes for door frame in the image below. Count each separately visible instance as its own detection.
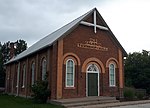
[86,64,100,96]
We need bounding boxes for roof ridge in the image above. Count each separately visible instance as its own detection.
[6,8,95,64]
[28,8,95,49]
[5,7,127,64]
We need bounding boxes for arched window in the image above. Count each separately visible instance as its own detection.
[109,63,116,86]
[87,64,99,72]
[22,64,26,88]
[66,59,75,87]
[42,58,47,80]
[31,62,35,85]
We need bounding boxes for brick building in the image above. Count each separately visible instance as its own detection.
[5,8,127,99]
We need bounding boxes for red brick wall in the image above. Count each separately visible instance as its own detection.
[62,22,120,98]
[50,43,58,99]
[5,46,56,98]
[5,14,124,99]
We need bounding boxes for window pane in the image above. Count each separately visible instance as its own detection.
[87,64,98,72]
[66,59,74,87]
[109,64,115,86]
[42,59,47,80]
[31,63,35,85]
[22,65,26,87]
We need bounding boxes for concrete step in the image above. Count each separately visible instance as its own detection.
[50,96,120,108]
[64,99,119,107]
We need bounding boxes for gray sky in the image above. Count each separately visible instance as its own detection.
[0,0,150,53]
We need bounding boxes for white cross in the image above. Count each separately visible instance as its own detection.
[80,10,109,33]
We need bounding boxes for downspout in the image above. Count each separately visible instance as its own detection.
[16,62,20,96]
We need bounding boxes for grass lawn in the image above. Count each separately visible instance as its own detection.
[0,94,64,108]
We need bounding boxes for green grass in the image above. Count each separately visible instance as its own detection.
[0,94,64,108]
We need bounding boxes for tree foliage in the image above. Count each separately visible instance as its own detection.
[1,42,10,63]
[0,43,5,87]
[31,80,50,103]
[125,50,150,94]
[14,40,27,56]
[0,40,27,87]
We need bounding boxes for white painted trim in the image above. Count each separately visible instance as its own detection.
[94,10,97,33]
[65,59,75,87]
[21,85,25,88]
[96,25,109,31]
[80,21,109,31]
[109,63,116,87]
[22,64,26,88]
[86,64,100,96]
[31,62,35,85]
[42,59,47,81]
[16,62,20,96]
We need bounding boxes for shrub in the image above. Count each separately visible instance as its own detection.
[30,80,50,103]
[136,92,144,100]
[124,87,135,101]
[0,87,5,94]
[135,89,146,100]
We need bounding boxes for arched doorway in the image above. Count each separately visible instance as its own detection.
[86,64,100,96]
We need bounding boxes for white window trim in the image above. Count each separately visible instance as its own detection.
[42,59,47,81]
[22,64,26,88]
[65,59,75,87]
[109,63,116,87]
[31,62,35,85]
[16,62,20,96]
[86,64,100,96]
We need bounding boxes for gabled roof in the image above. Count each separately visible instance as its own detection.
[6,8,127,64]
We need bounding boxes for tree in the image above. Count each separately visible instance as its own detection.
[0,42,5,87]
[1,42,10,63]
[125,50,150,94]
[0,40,27,87]
[14,40,27,56]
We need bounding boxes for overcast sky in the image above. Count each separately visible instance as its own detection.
[0,0,150,53]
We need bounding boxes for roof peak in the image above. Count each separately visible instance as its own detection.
[5,7,127,64]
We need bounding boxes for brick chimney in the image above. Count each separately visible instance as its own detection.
[10,42,15,59]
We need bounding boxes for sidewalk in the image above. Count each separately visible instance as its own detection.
[69,100,150,108]
[112,103,150,108]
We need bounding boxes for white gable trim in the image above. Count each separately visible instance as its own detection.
[80,10,108,32]
[80,21,108,31]
[94,10,97,33]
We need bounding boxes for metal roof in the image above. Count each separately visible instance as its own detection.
[6,8,95,64]
[6,8,127,64]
